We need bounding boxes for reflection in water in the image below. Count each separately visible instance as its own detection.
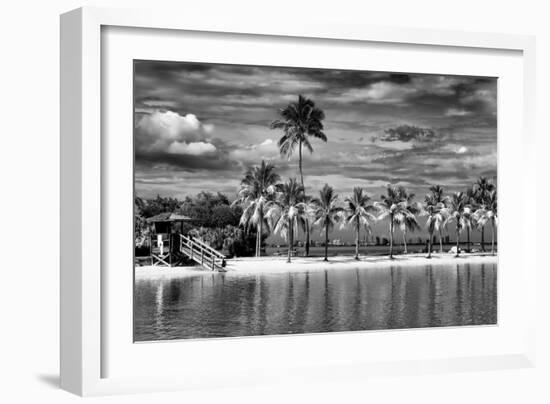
[134,263,497,341]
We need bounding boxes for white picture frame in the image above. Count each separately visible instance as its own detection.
[60,6,537,396]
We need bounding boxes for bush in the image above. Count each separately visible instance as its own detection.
[189,225,258,257]
[135,245,150,257]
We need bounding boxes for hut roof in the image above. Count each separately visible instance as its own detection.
[146,212,192,223]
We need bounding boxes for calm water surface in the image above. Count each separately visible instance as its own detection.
[134,263,497,341]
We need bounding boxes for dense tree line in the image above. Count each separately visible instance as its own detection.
[233,159,497,262]
[134,192,257,257]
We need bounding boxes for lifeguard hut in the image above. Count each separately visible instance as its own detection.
[146,212,192,266]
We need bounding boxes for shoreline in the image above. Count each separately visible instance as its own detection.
[135,252,497,278]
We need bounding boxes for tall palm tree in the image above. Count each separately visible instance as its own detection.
[422,194,447,258]
[234,160,280,257]
[462,206,474,253]
[474,177,495,252]
[374,185,415,259]
[464,186,478,252]
[266,178,308,263]
[474,189,498,255]
[428,185,449,252]
[395,187,420,254]
[270,95,327,257]
[311,184,344,261]
[344,187,376,260]
[447,192,468,257]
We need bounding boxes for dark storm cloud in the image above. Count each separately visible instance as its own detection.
[134,60,497,200]
[375,125,439,143]
[289,69,412,89]
[134,60,215,79]
[136,150,238,172]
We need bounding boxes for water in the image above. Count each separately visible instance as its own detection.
[134,263,497,341]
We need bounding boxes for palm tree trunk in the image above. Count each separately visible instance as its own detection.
[254,225,260,257]
[455,224,460,257]
[491,220,495,255]
[481,226,485,252]
[403,228,408,254]
[324,225,329,261]
[287,218,293,263]
[389,218,394,259]
[467,227,471,253]
[439,229,443,253]
[355,221,360,260]
[298,141,304,187]
[257,220,263,257]
[298,141,310,257]
[427,231,432,258]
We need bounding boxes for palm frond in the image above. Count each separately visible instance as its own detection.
[270,95,327,159]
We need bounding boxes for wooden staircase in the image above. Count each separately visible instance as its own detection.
[179,234,227,271]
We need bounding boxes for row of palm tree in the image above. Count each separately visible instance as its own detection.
[234,160,498,262]
[423,179,497,258]
[235,94,497,262]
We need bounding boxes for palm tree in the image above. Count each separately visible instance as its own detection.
[428,185,449,252]
[462,206,474,253]
[344,187,376,259]
[422,194,446,258]
[474,189,498,255]
[447,192,468,257]
[234,160,280,257]
[395,187,420,254]
[474,177,495,252]
[464,186,478,252]
[486,190,498,255]
[270,95,327,257]
[311,184,344,261]
[374,185,415,259]
[266,178,308,263]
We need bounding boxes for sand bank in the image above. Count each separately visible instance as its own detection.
[135,253,497,278]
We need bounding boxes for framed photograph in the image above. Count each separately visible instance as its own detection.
[60,6,537,396]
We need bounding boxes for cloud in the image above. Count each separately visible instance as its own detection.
[141,99,179,108]
[306,174,388,195]
[168,141,217,155]
[332,82,417,104]
[445,108,472,117]
[461,89,497,112]
[137,111,204,140]
[260,139,274,146]
[136,110,218,156]
[135,150,236,172]
[229,138,280,165]
[133,61,497,204]
[440,144,469,154]
[375,125,438,143]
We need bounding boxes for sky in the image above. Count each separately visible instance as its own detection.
[134,60,497,242]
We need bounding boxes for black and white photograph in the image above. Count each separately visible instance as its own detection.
[133,60,498,341]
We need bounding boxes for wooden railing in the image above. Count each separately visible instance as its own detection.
[179,234,226,271]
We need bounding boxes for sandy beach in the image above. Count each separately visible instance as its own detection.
[135,253,497,278]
